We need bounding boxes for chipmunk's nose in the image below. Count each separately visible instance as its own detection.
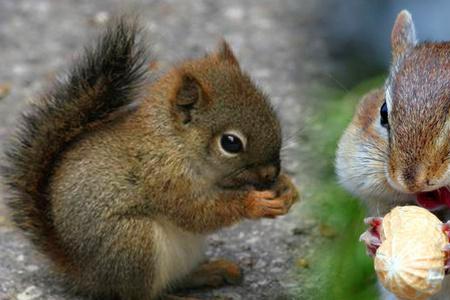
[402,167,419,191]
[395,165,435,193]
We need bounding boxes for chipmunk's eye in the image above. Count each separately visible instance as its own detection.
[380,101,389,128]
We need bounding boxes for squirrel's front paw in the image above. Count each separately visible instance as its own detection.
[273,173,300,204]
[244,174,299,219]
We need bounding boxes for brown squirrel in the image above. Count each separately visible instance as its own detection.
[0,18,299,300]
[336,10,450,300]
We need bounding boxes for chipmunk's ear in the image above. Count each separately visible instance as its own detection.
[173,72,209,124]
[215,40,240,67]
[391,10,417,60]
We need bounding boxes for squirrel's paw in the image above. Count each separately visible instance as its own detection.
[441,221,450,273]
[181,259,242,289]
[273,173,299,206]
[244,175,299,219]
[245,174,299,219]
[360,217,383,257]
[244,190,279,219]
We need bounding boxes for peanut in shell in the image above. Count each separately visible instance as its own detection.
[374,206,448,300]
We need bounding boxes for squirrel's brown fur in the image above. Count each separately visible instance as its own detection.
[1,18,298,300]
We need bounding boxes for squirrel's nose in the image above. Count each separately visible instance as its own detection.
[256,161,280,189]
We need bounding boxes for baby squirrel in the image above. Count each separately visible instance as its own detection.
[1,19,298,300]
[336,10,450,300]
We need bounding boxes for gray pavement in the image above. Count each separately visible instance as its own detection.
[0,1,329,299]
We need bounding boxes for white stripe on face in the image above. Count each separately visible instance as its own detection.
[385,85,393,112]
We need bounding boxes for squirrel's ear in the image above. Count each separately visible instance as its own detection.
[215,40,240,67]
[173,73,208,124]
[391,10,417,60]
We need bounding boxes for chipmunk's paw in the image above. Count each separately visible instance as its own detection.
[441,221,450,274]
[360,217,383,257]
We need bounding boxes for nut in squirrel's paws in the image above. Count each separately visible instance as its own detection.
[244,174,299,219]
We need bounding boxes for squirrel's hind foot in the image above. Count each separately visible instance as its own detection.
[164,295,202,300]
[180,259,243,289]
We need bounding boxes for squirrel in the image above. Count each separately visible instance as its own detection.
[336,10,450,300]
[0,18,299,300]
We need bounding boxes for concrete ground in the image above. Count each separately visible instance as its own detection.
[0,1,330,299]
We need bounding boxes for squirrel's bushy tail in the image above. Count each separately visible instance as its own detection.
[1,18,148,270]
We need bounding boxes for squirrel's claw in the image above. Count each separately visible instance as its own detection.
[244,195,287,219]
[441,222,450,274]
[363,217,383,227]
[360,217,383,257]
[442,221,450,238]
[443,244,450,275]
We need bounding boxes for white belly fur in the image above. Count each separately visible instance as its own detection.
[152,218,206,297]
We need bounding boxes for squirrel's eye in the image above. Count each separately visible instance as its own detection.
[220,134,244,155]
[380,101,389,128]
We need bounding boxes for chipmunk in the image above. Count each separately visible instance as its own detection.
[0,18,299,300]
[336,10,450,300]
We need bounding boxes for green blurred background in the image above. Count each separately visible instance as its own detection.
[294,77,384,300]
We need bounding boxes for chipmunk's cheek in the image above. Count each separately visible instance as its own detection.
[385,164,405,193]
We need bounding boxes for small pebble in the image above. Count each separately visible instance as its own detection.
[258,279,269,286]
[239,256,254,267]
[270,267,283,273]
[0,83,11,100]
[319,223,337,238]
[17,286,42,300]
[292,227,306,235]
[25,265,39,272]
[254,259,267,269]
[296,258,309,269]
[272,258,284,266]
[210,240,225,247]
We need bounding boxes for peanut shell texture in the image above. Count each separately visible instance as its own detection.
[372,206,448,300]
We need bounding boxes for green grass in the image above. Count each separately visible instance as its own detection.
[296,75,386,300]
